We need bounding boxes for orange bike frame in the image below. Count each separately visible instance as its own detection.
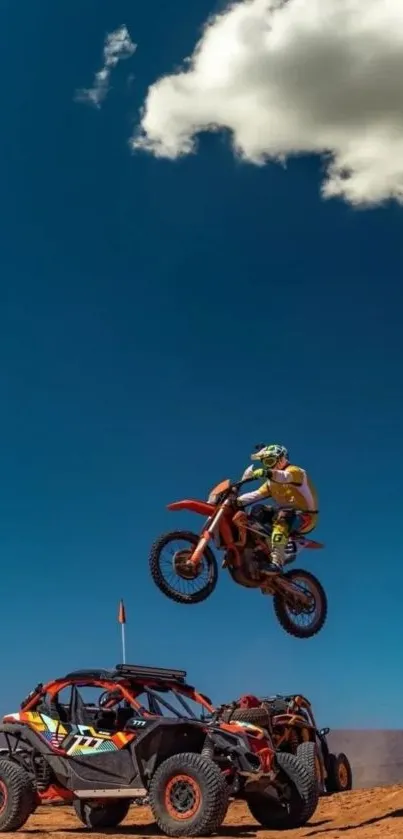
[167,498,243,568]
[167,499,324,569]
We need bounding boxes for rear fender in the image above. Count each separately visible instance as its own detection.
[299,538,325,550]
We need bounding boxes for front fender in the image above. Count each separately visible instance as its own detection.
[167,500,215,516]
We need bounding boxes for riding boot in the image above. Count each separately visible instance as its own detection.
[258,544,284,576]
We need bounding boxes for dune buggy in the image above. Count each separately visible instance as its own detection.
[0,663,319,836]
[219,693,352,794]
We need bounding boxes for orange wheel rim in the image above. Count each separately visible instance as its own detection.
[164,774,201,821]
[173,551,200,580]
[0,781,7,815]
[338,764,348,787]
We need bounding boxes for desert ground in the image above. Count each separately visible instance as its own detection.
[16,786,403,839]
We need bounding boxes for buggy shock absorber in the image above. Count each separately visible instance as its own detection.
[201,735,214,759]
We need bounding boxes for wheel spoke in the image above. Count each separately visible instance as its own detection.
[285,576,320,629]
[158,539,212,597]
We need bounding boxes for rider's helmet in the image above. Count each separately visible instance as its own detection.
[251,443,289,469]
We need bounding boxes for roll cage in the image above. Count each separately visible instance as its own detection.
[14,663,214,730]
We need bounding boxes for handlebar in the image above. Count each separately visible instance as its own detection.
[231,477,256,490]
[220,477,256,500]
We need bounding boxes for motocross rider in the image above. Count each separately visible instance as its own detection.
[236,444,319,575]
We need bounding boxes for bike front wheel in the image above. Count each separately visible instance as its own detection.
[149,530,218,604]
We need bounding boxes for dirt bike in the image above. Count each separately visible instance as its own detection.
[149,475,327,639]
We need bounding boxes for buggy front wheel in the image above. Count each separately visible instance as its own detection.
[149,752,229,836]
[325,753,353,793]
[296,741,325,791]
[247,751,319,830]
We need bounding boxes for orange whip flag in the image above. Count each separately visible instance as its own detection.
[118,599,126,624]
[118,599,127,662]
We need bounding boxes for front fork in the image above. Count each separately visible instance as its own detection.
[187,505,227,567]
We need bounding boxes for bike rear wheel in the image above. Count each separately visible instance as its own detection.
[273,569,327,639]
[149,531,218,605]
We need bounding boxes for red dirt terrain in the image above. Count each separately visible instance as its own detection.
[16,786,403,839]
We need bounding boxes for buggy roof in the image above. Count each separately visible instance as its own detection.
[62,663,189,687]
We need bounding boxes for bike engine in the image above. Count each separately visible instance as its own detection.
[246,548,264,580]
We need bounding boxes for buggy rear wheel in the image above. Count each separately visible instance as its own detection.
[0,758,36,832]
[73,798,131,828]
[149,752,229,836]
[247,751,319,830]
[150,531,218,605]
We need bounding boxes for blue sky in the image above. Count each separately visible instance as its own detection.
[0,0,402,729]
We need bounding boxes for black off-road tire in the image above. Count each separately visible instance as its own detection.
[149,531,218,605]
[273,569,328,639]
[278,750,319,825]
[325,752,353,793]
[73,798,131,828]
[149,752,229,837]
[296,741,324,790]
[199,737,231,819]
[213,776,230,830]
[201,730,239,802]
[0,758,36,832]
[221,706,271,729]
[247,751,319,830]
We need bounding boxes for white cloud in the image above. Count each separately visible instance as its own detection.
[132,0,403,207]
[76,25,136,108]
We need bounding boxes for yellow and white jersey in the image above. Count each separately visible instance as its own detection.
[238,464,319,531]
